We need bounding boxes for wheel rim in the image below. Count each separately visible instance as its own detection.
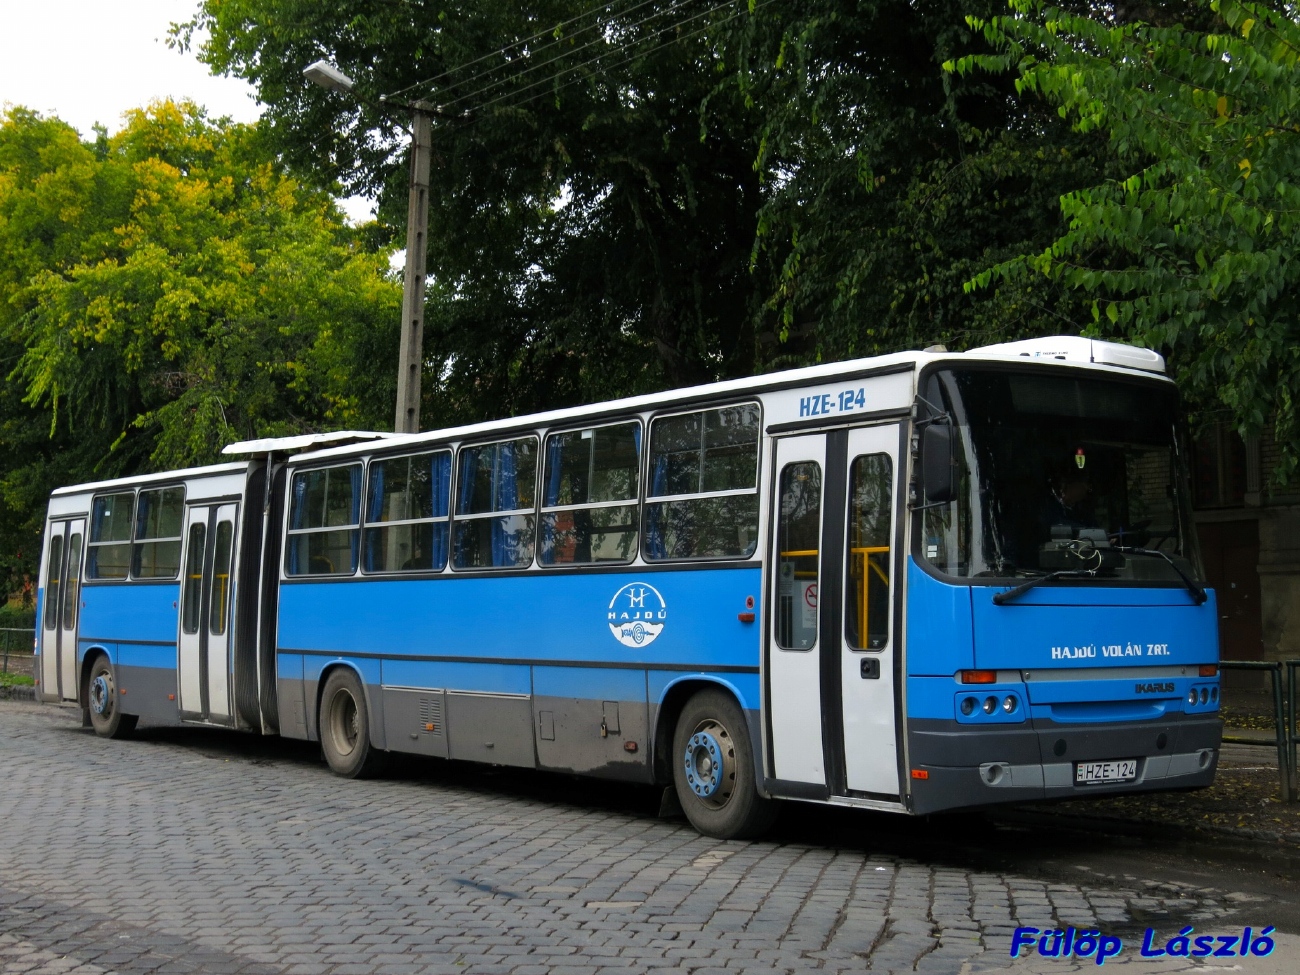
[90,670,113,717]
[327,688,360,757]
[683,720,735,808]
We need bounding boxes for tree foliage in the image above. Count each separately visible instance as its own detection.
[949,0,1300,480]
[0,101,401,593]
[184,0,1123,417]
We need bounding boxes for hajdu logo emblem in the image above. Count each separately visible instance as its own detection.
[608,583,667,648]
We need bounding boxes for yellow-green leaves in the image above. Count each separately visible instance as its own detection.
[0,100,401,474]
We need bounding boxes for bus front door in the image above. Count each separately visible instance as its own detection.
[840,424,902,798]
[767,424,902,800]
[178,503,238,722]
[39,518,85,702]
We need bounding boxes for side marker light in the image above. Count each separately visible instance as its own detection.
[1199,665,1218,677]
[911,769,929,780]
[737,612,755,623]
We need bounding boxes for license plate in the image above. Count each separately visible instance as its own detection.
[1075,759,1138,784]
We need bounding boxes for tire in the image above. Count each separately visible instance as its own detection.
[319,669,387,778]
[672,688,775,839]
[85,655,138,739]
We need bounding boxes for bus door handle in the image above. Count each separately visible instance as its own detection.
[860,657,880,680]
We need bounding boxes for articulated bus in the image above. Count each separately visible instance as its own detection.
[35,336,1221,838]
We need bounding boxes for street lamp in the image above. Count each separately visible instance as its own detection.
[304,60,432,435]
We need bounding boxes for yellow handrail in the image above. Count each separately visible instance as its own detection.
[776,545,889,645]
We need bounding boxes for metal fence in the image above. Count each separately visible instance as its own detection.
[1220,660,1300,803]
[1,627,34,676]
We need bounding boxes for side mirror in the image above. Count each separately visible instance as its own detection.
[922,423,956,504]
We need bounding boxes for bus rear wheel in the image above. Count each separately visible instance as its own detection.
[672,689,775,839]
[85,655,137,739]
[319,669,387,779]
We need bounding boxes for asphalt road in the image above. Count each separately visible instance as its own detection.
[1,700,1296,975]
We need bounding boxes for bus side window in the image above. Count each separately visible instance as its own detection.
[363,451,451,572]
[775,462,821,650]
[846,454,892,650]
[452,437,538,570]
[644,403,760,561]
[540,422,640,565]
[133,487,184,578]
[87,492,134,579]
[285,465,362,575]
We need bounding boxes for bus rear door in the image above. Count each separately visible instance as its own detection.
[40,518,84,702]
[178,503,238,722]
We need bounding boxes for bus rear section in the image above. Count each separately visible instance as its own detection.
[903,361,1220,814]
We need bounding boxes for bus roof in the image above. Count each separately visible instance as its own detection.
[277,338,1169,466]
[49,461,252,498]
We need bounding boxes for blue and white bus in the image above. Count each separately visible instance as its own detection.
[35,336,1221,838]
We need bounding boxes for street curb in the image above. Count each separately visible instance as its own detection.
[0,685,36,701]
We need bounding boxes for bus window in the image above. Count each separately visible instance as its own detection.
[364,451,451,572]
[775,462,821,650]
[644,403,760,560]
[133,487,184,578]
[540,422,640,565]
[453,437,538,569]
[846,454,892,650]
[182,522,206,634]
[63,532,82,630]
[87,492,134,579]
[285,465,362,575]
[43,533,63,630]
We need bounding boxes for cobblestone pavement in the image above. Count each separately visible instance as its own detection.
[0,702,1278,975]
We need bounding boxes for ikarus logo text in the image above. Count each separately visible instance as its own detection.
[608,583,667,648]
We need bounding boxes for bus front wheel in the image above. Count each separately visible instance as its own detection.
[672,689,775,839]
[85,655,137,740]
[319,669,387,779]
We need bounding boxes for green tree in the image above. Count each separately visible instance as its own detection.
[0,101,401,593]
[728,0,1122,364]
[188,1,1173,404]
[183,1,769,421]
[949,0,1300,480]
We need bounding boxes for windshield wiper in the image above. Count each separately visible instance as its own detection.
[1113,546,1208,605]
[992,570,1098,605]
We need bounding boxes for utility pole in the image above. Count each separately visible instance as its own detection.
[303,60,436,434]
[393,105,432,434]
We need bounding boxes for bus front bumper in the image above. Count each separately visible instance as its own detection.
[905,716,1222,816]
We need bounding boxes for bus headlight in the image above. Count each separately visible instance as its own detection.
[1187,689,1197,705]
[983,696,997,714]
[1002,695,1017,713]
[960,697,976,716]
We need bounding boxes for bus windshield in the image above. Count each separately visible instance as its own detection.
[919,367,1202,584]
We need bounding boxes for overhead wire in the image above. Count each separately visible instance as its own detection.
[432,0,700,115]
[387,0,664,100]
[444,0,756,121]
